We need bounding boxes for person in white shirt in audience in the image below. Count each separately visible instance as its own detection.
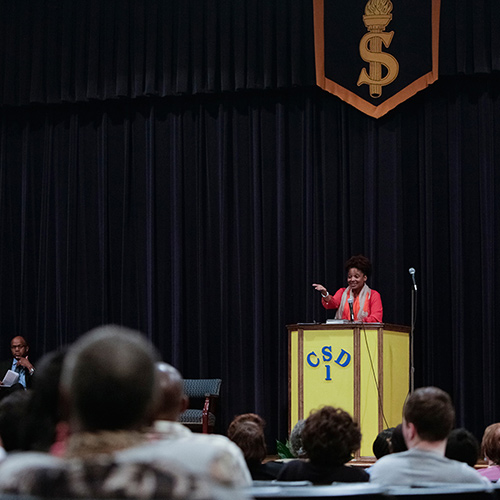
[0,325,248,500]
[149,361,251,487]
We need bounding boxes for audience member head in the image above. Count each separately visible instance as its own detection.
[22,349,67,451]
[0,390,32,451]
[403,387,455,444]
[373,427,395,459]
[153,362,188,422]
[60,325,159,433]
[445,428,479,467]
[390,423,408,453]
[302,406,361,466]
[289,419,306,458]
[481,423,500,466]
[228,420,267,464]
[228,413,266,439]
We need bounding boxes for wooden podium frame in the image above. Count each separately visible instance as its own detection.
[288,322,410,459]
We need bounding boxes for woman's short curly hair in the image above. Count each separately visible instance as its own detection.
[344,255,372,277]
[481,423,500,465]
[302,406,361,466]
[227,421,267,463]
[227,413,265,440]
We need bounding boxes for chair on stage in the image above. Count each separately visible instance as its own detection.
[179,378,221,433]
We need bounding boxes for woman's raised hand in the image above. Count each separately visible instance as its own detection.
[312,283,327,295]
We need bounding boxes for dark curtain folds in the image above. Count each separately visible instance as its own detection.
[0,0,499,106]
[1,76,500,441]
[439,0,500,75]
[0,0,315,106]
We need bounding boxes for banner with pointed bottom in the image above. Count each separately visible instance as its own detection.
[314,0,441,119]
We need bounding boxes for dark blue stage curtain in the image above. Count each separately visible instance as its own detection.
[0,0,498,105]
[1,76,500,442]
[0,0,315,105]
[439,0,500,75]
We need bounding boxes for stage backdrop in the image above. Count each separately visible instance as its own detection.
[0,0,499,445]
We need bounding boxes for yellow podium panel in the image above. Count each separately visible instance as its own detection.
[288,323,409,459]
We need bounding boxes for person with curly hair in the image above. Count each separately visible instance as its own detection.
[389,423,408,453]
[312,255,383,322]
[478,423,500,481]
[227,412,266,438]
[227,416,283,480]
[277,406,369,484]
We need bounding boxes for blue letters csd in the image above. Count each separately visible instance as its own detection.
[306,346,351,368]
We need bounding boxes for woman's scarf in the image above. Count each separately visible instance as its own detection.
[334,284,371,321]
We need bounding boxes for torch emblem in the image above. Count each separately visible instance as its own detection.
[357,0,399,98]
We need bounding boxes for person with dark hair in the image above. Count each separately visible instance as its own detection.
[0,336,36,398]
[369,387,488,485]
[373,427,395,459]
[478,423,500,481]
[389,424,408,453]
[227,414,282,480]
[227,413,266,436]
[20,350,67,453]
[0,391,32,452]
[312,255,383,322]
[228,421,266,463]
[277,406,369,484]
[445,428,479,467]
[0,325,246,500]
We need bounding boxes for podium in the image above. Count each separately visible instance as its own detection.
[288,322,410,458]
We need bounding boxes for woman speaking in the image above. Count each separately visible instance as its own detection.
[312,255,383,323]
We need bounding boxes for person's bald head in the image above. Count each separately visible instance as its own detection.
[153,362,188,421]
[61,325,159,432]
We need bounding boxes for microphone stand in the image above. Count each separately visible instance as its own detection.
[410,287,417,393]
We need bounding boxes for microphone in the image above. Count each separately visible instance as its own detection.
[409,267,417,291]
[347,297,354,321]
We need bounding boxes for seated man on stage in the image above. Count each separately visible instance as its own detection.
[0,336,35,397]
[369,386,488,485]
